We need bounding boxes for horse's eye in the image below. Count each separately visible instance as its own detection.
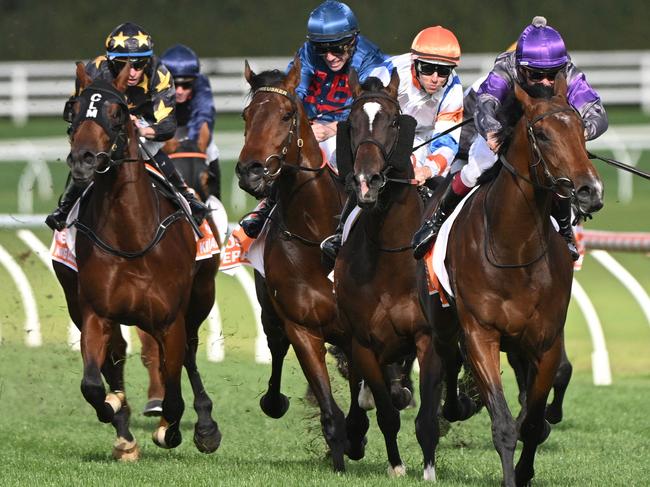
[282,111,294,122]
[391,117,399,127]
[535,131,550,142]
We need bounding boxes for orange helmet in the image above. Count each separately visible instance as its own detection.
[410,26,461,66]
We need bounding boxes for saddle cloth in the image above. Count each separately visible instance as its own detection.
[51,167,221,272]
[219,207,273,277]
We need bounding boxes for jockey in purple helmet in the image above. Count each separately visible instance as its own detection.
[240,0,387,239]
[412,16,608,261]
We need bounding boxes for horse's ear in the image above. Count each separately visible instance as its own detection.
[385,68,400,99]
[514,79,532,107]
[349,68,362,98]
[113,61,130,93]
[285,55,301,91]
[244,60,255,85]
[76,62,92,90]
[553,71,568,98]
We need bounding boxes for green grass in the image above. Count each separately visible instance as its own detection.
[0,343,648,486]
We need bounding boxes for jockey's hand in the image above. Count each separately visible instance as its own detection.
[311,121,337,142]
[486,131,501,153]
[130,115,155,139]
[414,166,433,186]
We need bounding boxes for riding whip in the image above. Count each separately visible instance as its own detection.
[587,151,650,181]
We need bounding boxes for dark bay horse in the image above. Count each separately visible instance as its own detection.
[236,59,362,471]
[53,63,221,460]
[418,75,603,486]
[334,71,474,479]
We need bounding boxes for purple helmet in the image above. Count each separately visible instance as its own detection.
[515,16,568,70]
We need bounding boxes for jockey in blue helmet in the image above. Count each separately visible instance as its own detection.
[161,44,221,199]
[412,16,608,261]
[46,22,208,232]
[240,1,387,239]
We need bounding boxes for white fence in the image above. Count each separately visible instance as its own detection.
[2,51,650,125]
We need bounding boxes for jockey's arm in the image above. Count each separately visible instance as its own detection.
[311,121,337,142]
[566,65,609,140]
[197,122,211,152]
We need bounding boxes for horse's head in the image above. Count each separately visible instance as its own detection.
[511,73,604,217]
[64,62,135,184]
[344,69,415,208]
[236,58,306,198]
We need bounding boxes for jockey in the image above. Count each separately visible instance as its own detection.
[160,44,222,199]
[412,16,608,260]
[46,22,208,232]
[240,0,387,239]
[320,25,464,259]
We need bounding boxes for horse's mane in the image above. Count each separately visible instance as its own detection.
[360,76,386,93]
[248,69,286,94]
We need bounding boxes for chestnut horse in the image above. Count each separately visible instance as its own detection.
[236,59,368,471]
[334,71,474,479]
[53,63,221,459]
[418,75,603,486]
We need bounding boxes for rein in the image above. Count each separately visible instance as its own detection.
[587,151,650,180]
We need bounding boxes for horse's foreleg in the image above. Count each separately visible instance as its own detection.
[184,324,221,454]
[101,328,139,461]
[414,332,443,481]
[350,338,404,477]
[341,350,369,461]
[80,315,120,425]
[463,318,517,487]
[545,335,572,424]
[441,341,476,422]
[137,328,164,416]
[285,323,346,472]
[152,318,186,450]
[515,336,562,486]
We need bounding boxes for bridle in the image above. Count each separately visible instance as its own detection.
[65,80,138,171]
[240,86,328,182]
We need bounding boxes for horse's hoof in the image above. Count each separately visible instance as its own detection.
[152,426,182,449]
[345,435,367,461]
[193,421,222,454]
[388,463,407,478]
[391,386,413,411]
[112,436,140,462]
[423,463,437,481]
[259,393,289,419]
[443,393,476,422]
[545,404,563,424]
[142,399,163,417]
[539,419,552,444]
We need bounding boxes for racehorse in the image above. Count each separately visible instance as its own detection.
[418,74,603,486]
[53,62,221,460]
[334,70,475,479]
[236,59,363,471]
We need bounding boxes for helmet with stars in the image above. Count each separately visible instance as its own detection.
[105,22,153,76]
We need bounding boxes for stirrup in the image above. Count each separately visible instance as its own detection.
[320,233,342,260]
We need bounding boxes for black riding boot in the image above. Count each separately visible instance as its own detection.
[155,151,209,225]
[240,196,276,239]
[45,178,89,231]
[412,184,465,260]
[553,198,580,262]
[207,159,221,200]
[320,193,357,260]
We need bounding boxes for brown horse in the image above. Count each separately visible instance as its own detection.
[418,74,603,486]
[53,63,221,459]
[334,71,475,479]
[236,59,368,471]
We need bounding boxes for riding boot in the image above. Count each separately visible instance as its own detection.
[240,196,275,239]
[412,183,465,260]
[155,151,210,225]
[553,198,580,262]
[320,193,357,260]
[45,178,89,231]
[207,159,221,200]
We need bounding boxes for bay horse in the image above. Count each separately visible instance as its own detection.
[334,70,474,479]
[53,62,221,460]
[418,74,603,486]
[236,59,366,471]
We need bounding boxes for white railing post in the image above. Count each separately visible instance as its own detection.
[641,53,650,114]
[10,65,29,127]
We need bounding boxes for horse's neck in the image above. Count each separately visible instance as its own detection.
[364,185,421,245]
[486,149,554,257]
[90,162,158,233]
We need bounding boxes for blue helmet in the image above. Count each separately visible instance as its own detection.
[307,1,359,43]
[161,44,200,81]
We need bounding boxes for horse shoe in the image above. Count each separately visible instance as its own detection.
[153,425,168,448]
[112,436,140,462]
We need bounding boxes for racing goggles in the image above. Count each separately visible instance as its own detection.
[174,79,195,90]
[415,60,454,77]
[109,57,150,71]
[312,39,354,56]
[522,66,563,82]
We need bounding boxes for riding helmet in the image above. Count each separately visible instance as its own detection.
[161,44,200,82]
[105,22,154,59]
[516,16,568,70]
[306,1,359,44]
[410,26,461,66]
